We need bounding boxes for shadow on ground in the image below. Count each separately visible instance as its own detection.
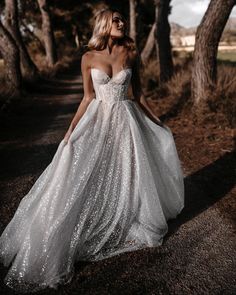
[167,149,236,237]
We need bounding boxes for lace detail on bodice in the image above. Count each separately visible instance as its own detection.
[91,68,132,105]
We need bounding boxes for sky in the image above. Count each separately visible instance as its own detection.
[169,0,236,28]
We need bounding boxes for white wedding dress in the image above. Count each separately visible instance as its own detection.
[0,67,184,292]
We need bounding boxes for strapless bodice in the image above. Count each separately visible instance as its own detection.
[91,68,132,104]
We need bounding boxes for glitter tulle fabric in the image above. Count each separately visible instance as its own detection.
[0,67,184,292]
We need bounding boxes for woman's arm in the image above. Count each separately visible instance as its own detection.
[64,52,95,143]
[131,51,164,127]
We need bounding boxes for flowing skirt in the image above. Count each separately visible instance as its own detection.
[0,98,184,292]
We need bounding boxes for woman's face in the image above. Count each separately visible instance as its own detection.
[110,12,125,39]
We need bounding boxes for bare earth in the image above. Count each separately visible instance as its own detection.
[0,62,235,295]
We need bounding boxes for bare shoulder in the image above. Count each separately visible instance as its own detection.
[81,51,93,68]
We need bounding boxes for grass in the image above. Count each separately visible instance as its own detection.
[217,51,236,62]
[172,50,236,63]
[142,53,236,128]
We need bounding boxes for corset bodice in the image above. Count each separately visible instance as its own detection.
[91,68,132,104]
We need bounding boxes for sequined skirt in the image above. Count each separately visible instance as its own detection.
[0,98,184,292]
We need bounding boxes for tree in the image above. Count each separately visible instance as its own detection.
[37,0,57,66]
[154,0,173,82]
[0,18,21,95]
[4,0,38,80]
[191,0,236,106]
[129,0,137,46]
[141,22,156,65]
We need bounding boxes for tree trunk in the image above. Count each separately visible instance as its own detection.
[0,19,21,96]
[21,20,45,52]
[155,0,173,82]
[141,22,156,65]
[129,0,137,46]
[4,0,38,80]
[37,0,57,66]
[191,0,236,106]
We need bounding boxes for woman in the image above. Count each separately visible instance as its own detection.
[0,8,184,293]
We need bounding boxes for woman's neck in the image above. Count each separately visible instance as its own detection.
[106,36,120,54]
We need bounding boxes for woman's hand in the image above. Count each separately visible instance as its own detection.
[135,99,165,128]
[64,124,74,144]
[149,114,165,127]
[130,51,166,129]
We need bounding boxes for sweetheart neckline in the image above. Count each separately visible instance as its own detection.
[91,67,132,80]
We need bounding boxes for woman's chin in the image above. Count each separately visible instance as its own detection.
[111,33,124,40]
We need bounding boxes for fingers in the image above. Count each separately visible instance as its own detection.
[63,134,70,144]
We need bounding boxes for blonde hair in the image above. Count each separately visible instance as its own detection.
[87,8,135,51]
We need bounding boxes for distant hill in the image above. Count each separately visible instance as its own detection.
[170,23,196,36]
[170,17,236,36]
